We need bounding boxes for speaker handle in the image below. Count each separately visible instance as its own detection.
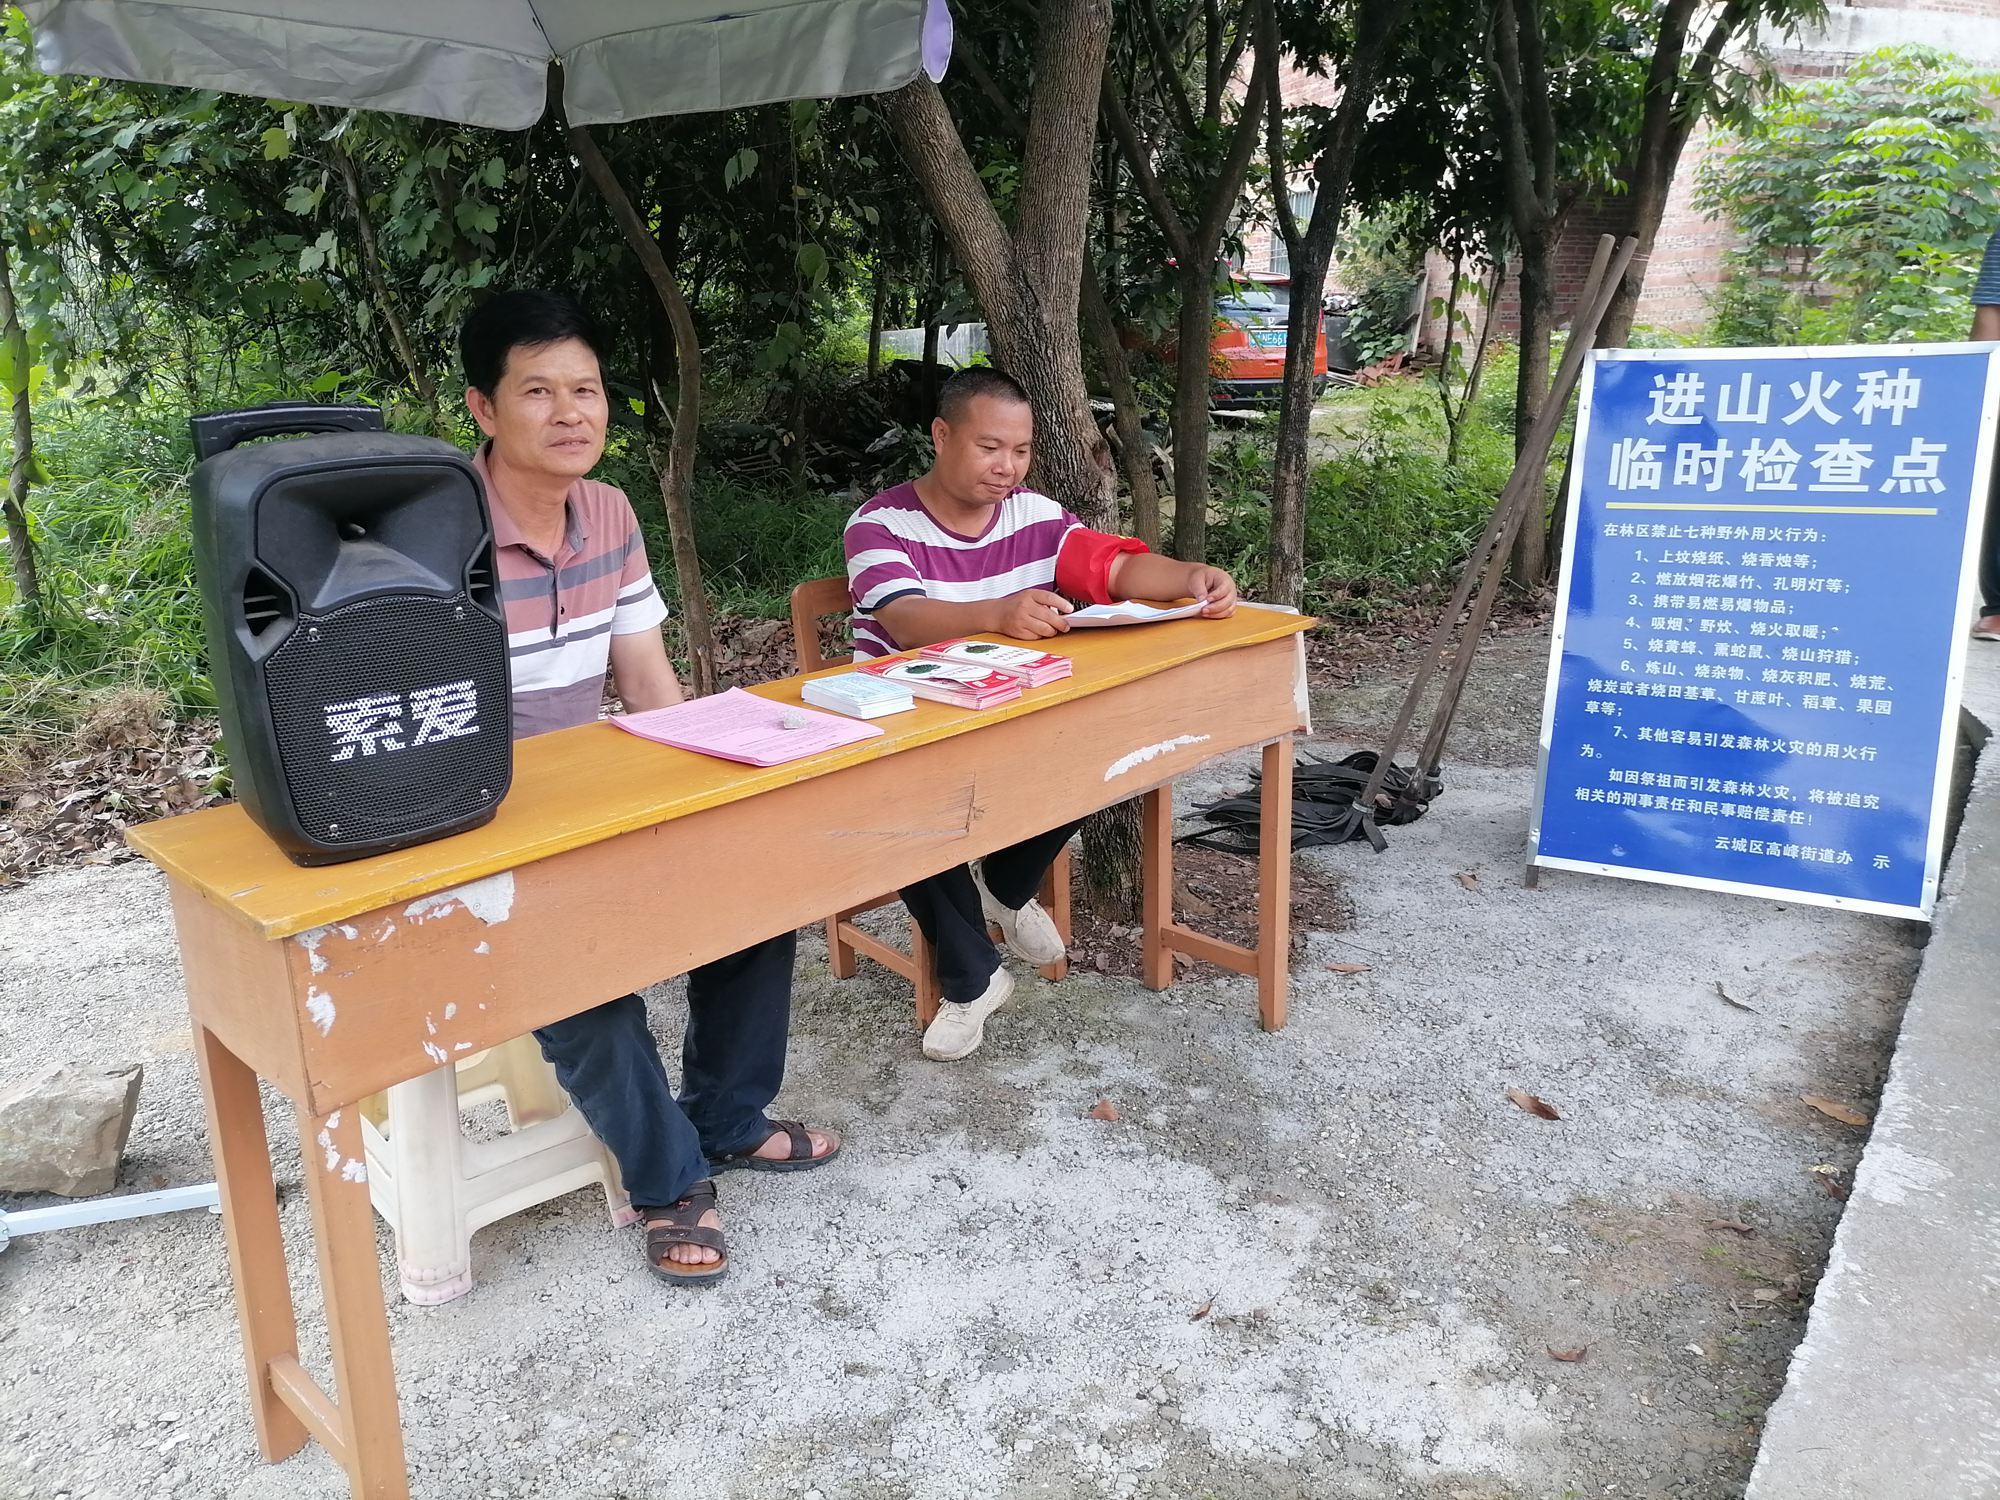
[190,402,386,462]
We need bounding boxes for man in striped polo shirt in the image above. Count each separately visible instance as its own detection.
[845,367,1238,1061]
[464,290,838,1285]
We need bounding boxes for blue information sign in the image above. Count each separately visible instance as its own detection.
[1532,345,2000,918]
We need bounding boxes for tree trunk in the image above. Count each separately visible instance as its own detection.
[1169,269,1218,561]
[0,237,42,626]
[1266,208,1341,607]
[1508,238,1556,587]
[1598,175,1669,351]
[1261,0,1408,608]
[884,0,1129,906]
[921,224,945,418]
[868,265,888,376]
[323,125,443,432]
[1104,13,1276,564]
[884,60,1113,518]
[569,125,719,697]
[1081,260,1161,545]
[1447,259,1504,468]
[1597,0,1747,348]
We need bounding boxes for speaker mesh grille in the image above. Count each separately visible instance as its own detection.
[263,592,511,847]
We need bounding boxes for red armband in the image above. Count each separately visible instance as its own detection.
[1054,527,1148,605]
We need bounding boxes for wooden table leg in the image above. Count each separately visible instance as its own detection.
[296,1103,410,1500]
[192,1024,309,1463]
[1140,787,1174,991]
[1257,736,1294,1031]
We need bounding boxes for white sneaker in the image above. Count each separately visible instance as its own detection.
[973,865,1068,966]
[921,968,1016,1061]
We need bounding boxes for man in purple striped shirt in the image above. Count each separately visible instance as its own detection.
[464,291,838,1285]
[845,368,1238,1060]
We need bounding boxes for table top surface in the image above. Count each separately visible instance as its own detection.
[126,607,1311,939]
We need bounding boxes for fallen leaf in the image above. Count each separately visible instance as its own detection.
[1455,870,1482,892]
[1752,1288,1782,1303]
[1505,1087,1563,1121]
[1546,1345,1588,1363]
[1326,962,1372,974]
[1706,1219,1756,1237]
[1086,1098,1120,1123]
[1713,981,1756,1013]
[1189,1298,1214,1322]
[1801,1094,1871,1127]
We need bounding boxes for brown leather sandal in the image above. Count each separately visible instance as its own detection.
[710,1119,843,1175]
[641,1179,727,1286]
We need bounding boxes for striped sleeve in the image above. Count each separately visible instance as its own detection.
[845,513,926,614]
[1977,228,2000,307]
[610,527,669,635]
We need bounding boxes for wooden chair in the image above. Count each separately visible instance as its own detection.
[789,576,1072,1028]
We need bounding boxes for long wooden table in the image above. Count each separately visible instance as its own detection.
[126,608,1312,1499]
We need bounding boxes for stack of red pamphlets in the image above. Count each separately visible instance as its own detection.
[918,638,1073,687]
[856,655,1023,709]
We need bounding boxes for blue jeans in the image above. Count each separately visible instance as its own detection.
[532,932,795,1208]
[899,823,1080,1002]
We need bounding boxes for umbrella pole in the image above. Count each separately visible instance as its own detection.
[565,113,720,698]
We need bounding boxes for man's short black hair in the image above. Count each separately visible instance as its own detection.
[937,366,1032,426]
[459,290,611,397]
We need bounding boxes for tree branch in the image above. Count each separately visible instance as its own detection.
[1261,0,1301,254]
[1485,0,1547,242]
[1014,0,1113,291]
[1216,2,1253,109]
[1100,68,1192,257]
[1513,0,1557,207]
[954,27,1030,137]
[884,77,1030,326]
[1136,0,1200,139]
[1193,32,1274,254]
[1686,0,1753,105]
[1205,0,1224,122]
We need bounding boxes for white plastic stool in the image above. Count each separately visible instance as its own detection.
[359,1034,637,1304]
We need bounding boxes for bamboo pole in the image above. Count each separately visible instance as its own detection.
[1353,234,1639,828]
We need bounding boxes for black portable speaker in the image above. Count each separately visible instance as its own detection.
[188,403,512,866]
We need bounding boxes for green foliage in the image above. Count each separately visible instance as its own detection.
[1339,203,1427,366]
[1208,374,1515,619]
[1697,45,2000,344]
[0,399,209,751]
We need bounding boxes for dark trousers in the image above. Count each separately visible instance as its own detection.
[532,932,795,1209]
[1983,463,2000,615]
[899,822,1080,1003]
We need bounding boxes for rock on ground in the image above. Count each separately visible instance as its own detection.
[0,1061,143,1196]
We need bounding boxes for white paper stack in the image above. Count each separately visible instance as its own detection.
[800,671,917,719]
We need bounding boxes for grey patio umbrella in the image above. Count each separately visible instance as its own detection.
[18,0,953,129]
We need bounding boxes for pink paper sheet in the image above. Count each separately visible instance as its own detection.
[611,688,882,767]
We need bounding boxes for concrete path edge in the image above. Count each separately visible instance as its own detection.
[1746,652,2000,1499]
